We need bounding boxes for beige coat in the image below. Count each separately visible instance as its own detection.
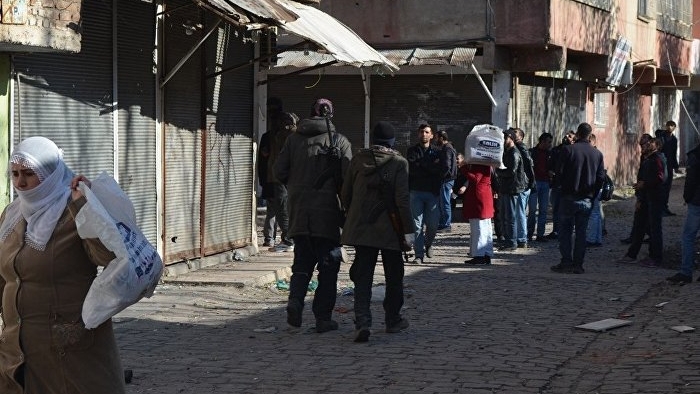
[341,146,415,250]
[0,197,125,394]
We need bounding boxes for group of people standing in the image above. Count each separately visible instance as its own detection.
[261,97,693,343]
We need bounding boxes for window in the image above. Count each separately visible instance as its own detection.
[573,0,612,12]
[657,0,692,38]
[593,93,609,126]
[638,0,654,20]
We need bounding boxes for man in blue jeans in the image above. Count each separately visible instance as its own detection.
[551,123,605,274]
[667,142,700,285]
[514,128,535,248]
[527,132,553,242]
[435,130,457,231]
[406,124,448,264]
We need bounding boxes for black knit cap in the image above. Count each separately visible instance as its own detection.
[372,121,396,148]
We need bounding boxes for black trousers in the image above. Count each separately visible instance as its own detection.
[288,235,341,321]
[349,245,405,330]
[627,196,663,260]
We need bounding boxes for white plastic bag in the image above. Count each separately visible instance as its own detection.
[76,172,163,329]
[464,124,505,168]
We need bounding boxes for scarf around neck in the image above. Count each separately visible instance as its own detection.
[0,137,75,251]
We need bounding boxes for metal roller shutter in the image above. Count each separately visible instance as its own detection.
[162,1,203,263]
[268,75,366,153]
[371,74,492,156]
[202,22,254,255]
[12,0,114,175]
[117,0,158,244]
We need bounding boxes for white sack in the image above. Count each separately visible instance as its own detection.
[464,124,505,168]
[76,172,163,329]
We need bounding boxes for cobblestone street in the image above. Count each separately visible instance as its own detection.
[115,180,700,394]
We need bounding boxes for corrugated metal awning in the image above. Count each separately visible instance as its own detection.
[272,47,477,70]
[194,0,397,72]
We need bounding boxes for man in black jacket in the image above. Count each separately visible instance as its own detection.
[667,142,700,284]
[495,128,527,251]
[274,98,353,333]
[615,137,667,267]
[656,120,681,216]
[551,123,605,274]
[406,124,448,264]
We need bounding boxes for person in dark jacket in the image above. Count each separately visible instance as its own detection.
[495,128,527,251]
[406,123,448,264]
[265,112,298,252]
[667,142,700,284]
[551,122,605,274]
[435,130,458,231]
[514,128,535,248]
[341,122,415,342]
[274,98,352,333]
[527,132,553,242]
[258,97,284,246]
[656,120,681,216]
[615,137,667,267]
[547,131,575,240]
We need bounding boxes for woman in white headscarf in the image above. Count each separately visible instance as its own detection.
[0,137,125,394]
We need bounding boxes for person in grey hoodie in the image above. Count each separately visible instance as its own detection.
[274,98,352,334]
[341,121,415,342]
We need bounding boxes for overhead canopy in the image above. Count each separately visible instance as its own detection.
[194,0,398,72]
[272,47,477,70]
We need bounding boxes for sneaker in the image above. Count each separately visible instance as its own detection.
[286,300,303,328]
[353,328,371,343]
[270,242,294,252]
[638,257,660,268]
[385,318,409,333]
[464,256,491,265]
[425,246,434,258]
[615,255,636,264]
[534,236,548,243]
[546,232,558,240]
[550,263,573,273]
[499,245,517,252]
[517,242,528,249]
[315,319,339,333]
[666,273,692,285]
[262,239,273,247]
[411,257,423,265]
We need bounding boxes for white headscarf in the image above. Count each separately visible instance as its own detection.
[0,137,75,250]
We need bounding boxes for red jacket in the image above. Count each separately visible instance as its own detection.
[461,164,494,220]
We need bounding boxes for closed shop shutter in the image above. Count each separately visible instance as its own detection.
[517,83,534,144]
[518,77,584,145]
[371,74,492,156]
[268,75,365,153]
[12,0,114,176]
[117,0,158,244]
[163,1,203,263]
[202,22,254,255]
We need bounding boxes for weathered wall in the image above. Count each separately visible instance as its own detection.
[320,0,490,47]
[0,0,81,52]
[548,0,612,54]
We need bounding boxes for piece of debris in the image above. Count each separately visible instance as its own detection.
[253,326,277,333]
[124,369,133,384]
[608,297,621,301]
[275,279,289,290]
[655,301,669,308]
[575,318,632,332]
[671,325,695,333]
[618,313,634,318]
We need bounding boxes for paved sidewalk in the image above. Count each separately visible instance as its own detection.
[115,178,700,394]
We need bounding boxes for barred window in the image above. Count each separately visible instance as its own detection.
[573,0,612,12]
[593,93,609,127]
[657,0,692,38]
